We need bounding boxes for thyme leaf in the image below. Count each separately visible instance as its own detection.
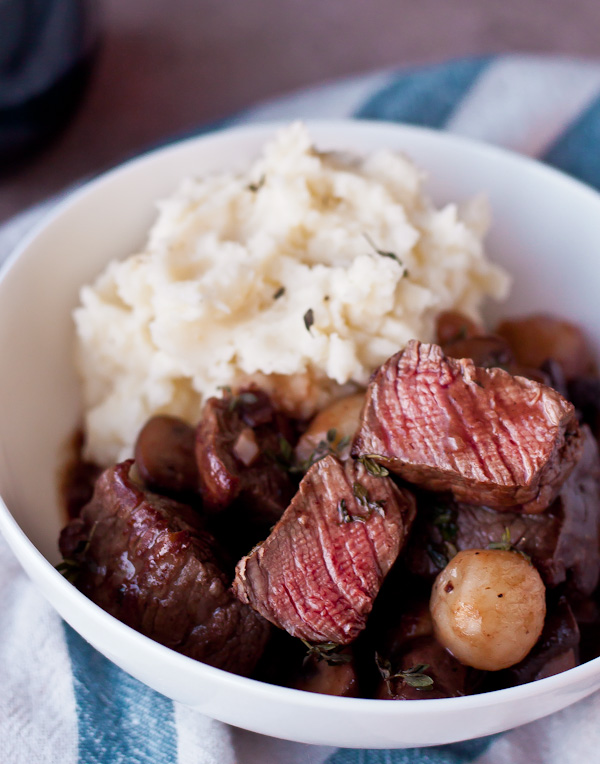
[375,653,434,691]
[338,498,353,524]
[248,175,265,192]
[303,308,315,332]
[287,433,352,475]
[488,527,531,562]
[427,545,448,570]
[358,455,390,478]
[278,435,293,465]
[55,521,98,584]
[363,234,408,276]
[488,526,512,551]
[55,559,80,584]
[431,503,458,543]
[337,435,351,451]
[301,640,352,666]
[352,482,385,518]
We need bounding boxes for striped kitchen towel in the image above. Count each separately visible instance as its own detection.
[2,54,600,764]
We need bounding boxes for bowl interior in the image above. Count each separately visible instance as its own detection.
[0,119,599,747]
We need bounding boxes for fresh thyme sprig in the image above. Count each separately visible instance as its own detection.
[427,502,459,569]
[276,428,351,476]
[55,521,98,584]
[375,653,434,691]
[301,640,352,666]
[488,527,531,562]
[217,386,259,413]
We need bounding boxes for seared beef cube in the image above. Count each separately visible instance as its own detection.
[352,341,583,513]
[233,455,416,644]
[134,415,199,498]
[59,460,270,676]
[406,426,600,596]
[488,596,579,689]
[195,389,295,522]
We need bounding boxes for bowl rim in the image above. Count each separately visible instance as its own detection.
[1,116,600,720]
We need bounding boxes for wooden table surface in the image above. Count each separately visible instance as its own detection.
[1,0,600,223]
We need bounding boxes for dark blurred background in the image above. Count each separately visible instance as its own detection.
[1,0,600,223]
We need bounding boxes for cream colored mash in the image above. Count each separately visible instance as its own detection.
[75,122,510,466]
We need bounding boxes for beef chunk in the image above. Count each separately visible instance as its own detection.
[406,426,600,596]
[195,388,295,523]
[233,455,416,644]
[58,460,270,676]
[352,341,583,513]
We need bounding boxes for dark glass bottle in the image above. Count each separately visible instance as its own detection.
[0,0,101,173]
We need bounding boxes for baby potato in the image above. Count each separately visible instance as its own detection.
[430,549,546,671]
[295,392,365,464]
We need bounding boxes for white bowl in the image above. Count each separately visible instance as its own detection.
[1,120,600,749]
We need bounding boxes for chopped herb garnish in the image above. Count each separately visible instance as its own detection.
[55,521,98,584]
[431,503,458,543]
[488,527,531,561]
[279,435,293,465]
[55,558,80,584]
[352,482,385,518]
[303,308,315,332]
[338,498,352,524]
[273,286,285,300]
[427,545,449,570]
[363,234,408,276]
[285,432,351,476]
[248,175,265,192]
[488,526,512,551]
[358,455,390,478]
[337,435,351,451]
[375,653,434,691]
[301,640,352,666]
[227,390,259,413]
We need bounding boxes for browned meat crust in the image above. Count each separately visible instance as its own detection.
[59,460,270,676]
[352,341,583,513]
[233,455,416,644]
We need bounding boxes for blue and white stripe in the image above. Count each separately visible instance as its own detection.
[2,54,600,763]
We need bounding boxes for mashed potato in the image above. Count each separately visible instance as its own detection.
[75,122,510,466]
